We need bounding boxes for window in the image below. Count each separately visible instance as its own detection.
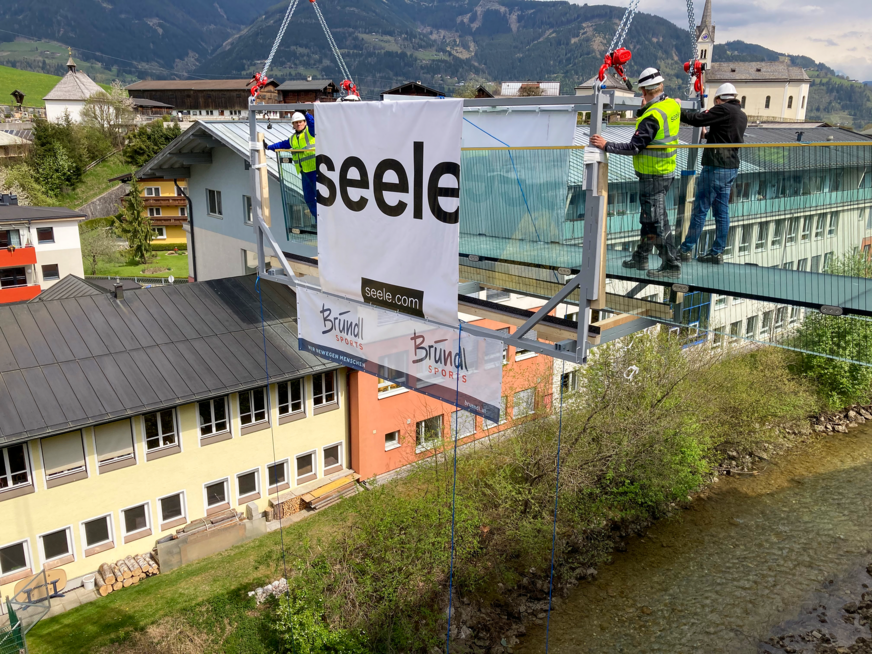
[800,217,812,242]
[712,330,724,348]
[724,227,737,257]
[416,416,443,451]
[782,261,793,271]
[484,397,508,429]
[513,389,535,418]
[37,263,60,283]
[0,266,27,288]
[738,225,752,255]
[144,410,177,451]
[814,214,826,239]
[450,411,476,439]
[158,492,185,525]
[486,288,510,302]
[732,295,745,305]
[1,444,31,491]
[729,321,741,341]
[377,352,408,397]
[312,372,336,407]
[40,431,86,487]
[811,255,821,273]
[385,431,400,451]
[278,379,304,418]
[787,96,793,109]
[176,185,187,197]
[239,387,268,427]
[0,229,21,248]
[94,420,135,470]
[785,218,798,245]
[771,220,785,248]
[36,227,54,244]
[561,370,579,393]
[823,252,833,271]
[39,528,73,565]
[0,541,29,578]
[122,503,150,537]
[801,96,806,109]
[206,189,223,217]
[237,470,260,500]
[797,258,808,272]
[765,96,771,109]
[148,207,162,218]
[761,311,773,338]
[144,187,161,197]
[741,96,746,109]
[296,452,317,484]
[755,223,768,251]
[774,307,787,331]
[204,479,229,509]
[515,340,538,361]
[179,206,187,217]
[82,515,113,549]
[828,213,839,238]
[198,397,229,438]
[789,306,801,325]
[152,227,166,241]
[323,443,343,474]
[243,195,253,224]
[745,315,757,339]
[267,460,289,489]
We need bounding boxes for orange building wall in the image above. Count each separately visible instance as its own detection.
[349,317,554,479]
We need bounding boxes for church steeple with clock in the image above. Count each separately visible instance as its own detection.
[695,0,715,70]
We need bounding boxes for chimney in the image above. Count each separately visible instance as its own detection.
[114,284,124,301]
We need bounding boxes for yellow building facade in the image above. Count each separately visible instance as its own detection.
[140,177,189,246]
[0,369,348,599]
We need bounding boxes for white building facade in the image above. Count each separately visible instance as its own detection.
[43,57,103,124]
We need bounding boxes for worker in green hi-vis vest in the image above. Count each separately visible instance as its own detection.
[266,111,318,221]
[590,68,682,279]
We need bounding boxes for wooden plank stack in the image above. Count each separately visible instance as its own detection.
[93,551,160,596]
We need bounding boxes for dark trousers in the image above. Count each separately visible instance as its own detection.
[301,170,318,221]
[633,174,678,265]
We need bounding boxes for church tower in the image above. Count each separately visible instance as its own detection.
[695,0,715,70]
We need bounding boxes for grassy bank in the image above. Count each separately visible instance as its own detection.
[85,251,189,279]
[27,335,829,654]
[55,153,130,209]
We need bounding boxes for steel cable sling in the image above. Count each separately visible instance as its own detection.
[310,0,354,85]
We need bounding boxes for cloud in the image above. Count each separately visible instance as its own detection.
[806,37,838,46]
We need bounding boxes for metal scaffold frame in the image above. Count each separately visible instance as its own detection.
[245,93,704,364]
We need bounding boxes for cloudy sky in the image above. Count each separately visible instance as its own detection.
[564,0,872,81]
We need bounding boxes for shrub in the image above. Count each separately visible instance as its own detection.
[151,242,187,251]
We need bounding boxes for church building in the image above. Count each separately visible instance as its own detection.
[43,54,104,123]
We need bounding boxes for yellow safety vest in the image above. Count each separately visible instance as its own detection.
[633,97,681,176]
[290,127,316,174]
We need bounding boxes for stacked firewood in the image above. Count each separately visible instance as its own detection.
[93,553,160,596]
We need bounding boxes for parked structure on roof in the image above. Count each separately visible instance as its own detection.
[500,81,561,97]
[43,55,104,123]
[0,196,86,303]
[474,85,495,99]
[277,79,338,104]
[380,81,444,100]
[125,79,280,120]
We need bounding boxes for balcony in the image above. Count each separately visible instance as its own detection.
[0,246,36,267]
[0,285,40,303]
[143,197,187,207]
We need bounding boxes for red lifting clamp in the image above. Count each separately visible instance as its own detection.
[684,60,706,94]
[598,48,633,91]
[341,79,360,99]
[250,72,270,99]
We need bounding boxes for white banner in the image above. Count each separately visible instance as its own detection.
[296,286,503,423]
[316,99,463,326]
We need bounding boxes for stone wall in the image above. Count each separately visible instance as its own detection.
[78,183,129,218]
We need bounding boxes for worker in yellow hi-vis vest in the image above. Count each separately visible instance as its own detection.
[266,111,318,220]
[590,68,682,279]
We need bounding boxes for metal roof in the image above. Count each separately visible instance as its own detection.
[0,206,87,222]
[131,98,174,108]
[0,132,28,146]
[30,276,107,302]
[0,275,337,446]
[501,82,561,97]
[278,79,337,91]
[708,62,810,82]
[126,79,278,92]
[381,81,443,96]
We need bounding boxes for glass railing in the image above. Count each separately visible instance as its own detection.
[277,142,872,365]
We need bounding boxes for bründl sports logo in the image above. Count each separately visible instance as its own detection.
[319,303,365,351]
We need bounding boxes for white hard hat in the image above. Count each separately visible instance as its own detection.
[340,94,360,102]
[638,67,665,89]
[291,112,306,123]
[715,83,738,99]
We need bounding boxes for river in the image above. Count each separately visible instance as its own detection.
[518,426,872,653]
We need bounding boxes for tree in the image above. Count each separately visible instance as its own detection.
[82,81,135,148]
[117,178,153,264]
[518,84,544,97]
[80,224,120,275]
[122,120,182,167]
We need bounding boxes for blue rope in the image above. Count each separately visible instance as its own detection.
[462,118,542,243]
[255,276,297,654]
[545,359,566,652]
[445,322,464,653]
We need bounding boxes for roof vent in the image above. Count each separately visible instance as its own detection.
[756,67,762,72]
[0,194,18,206]
[114,284,124,301]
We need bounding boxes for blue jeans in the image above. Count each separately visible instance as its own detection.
[680,166,738,255]
[301,170,318,221]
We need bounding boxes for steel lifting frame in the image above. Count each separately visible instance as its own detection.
[245,93,698,364]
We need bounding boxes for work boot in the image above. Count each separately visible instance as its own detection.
[697,251,724,265]
[646,263,681,279]
[622,256,649,271]
[679,249,693,262]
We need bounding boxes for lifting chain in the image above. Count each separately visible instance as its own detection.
[685,0,699,98]
[261,0,300,79]
[608,0,641,54]
[311,0,354,85]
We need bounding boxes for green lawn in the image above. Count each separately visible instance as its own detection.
[86,251,190,279]
[55,153,132,210]
[0,64,62,108]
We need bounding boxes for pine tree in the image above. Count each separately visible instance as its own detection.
[118,178,153,264]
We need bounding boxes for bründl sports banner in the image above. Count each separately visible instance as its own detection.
[316,99,463,326]
[296,285,503,424]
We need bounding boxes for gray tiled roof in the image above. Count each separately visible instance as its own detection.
[0,206,87,223]
[0,275,336,446]
[43,69,104,102]
[708,62,810,82]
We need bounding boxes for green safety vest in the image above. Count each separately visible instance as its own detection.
[290,127,316,174]
[633,97,681,176]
